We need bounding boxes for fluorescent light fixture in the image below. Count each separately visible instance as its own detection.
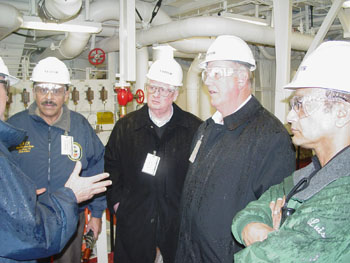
[343,0,350,8]
[21,16,102,33]
[219,13,268,26]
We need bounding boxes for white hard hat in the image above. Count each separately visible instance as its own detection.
[0,57,19,85]
[146,59,183,86]
[31,57,71,85]
[200,35,256,71]
[285,41,350,93]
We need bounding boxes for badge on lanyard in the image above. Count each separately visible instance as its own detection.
[142,151,160,176]
[61,134,73,155]
[189,135,203,163]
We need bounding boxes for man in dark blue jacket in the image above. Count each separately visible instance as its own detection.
[8,57,106,263]
[0,57,111,263]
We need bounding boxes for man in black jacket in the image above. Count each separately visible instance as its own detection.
[105,57,202,263]
[175,35,296,263]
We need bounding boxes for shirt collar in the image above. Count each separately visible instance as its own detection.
[29,102,71,132]
[211,95,252,125]
[148,105,174,127]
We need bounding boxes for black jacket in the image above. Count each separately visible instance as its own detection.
[105,103,202,262]
[175,96,296,263]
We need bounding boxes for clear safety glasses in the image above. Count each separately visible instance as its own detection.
[0,74,10,92]
[34,83,66,96]
[145,83,176,97]
[289,95,327,119]
[201,67,242,82]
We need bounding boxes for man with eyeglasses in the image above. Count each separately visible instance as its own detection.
[105,58,202,263]
[231,41,350,263]
[175,35,295,263]
[0,57,111,262]
[7,57,106,263]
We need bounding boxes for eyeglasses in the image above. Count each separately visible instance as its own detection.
[145,83,176,97]
[201,67,242,82]
[0,79,9,89]
[34,83,66,96]
[289,95,327,119]
[0,74,10,92]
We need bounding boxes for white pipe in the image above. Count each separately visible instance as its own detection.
[136,47,148,104]
[39,32,90,59]
[186,54,203,116]
[40,0,171,60]
[137,16,313,52]
[0,3,23,41]
[0,1,30,12]
[43,0,82,20]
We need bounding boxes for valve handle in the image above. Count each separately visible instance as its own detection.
[88,48,106,65]
[135,89,145,104]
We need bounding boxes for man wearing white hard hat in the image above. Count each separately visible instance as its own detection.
[105,58,202,263]
[0,57,111,263]
[175,35,295,263]
[232,41,350,263]
[8,57,106,263]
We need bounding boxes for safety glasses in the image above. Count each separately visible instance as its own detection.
[34,83,66,96]
[289,95,327,119]
[145,83,176,97]
[201,67,242,82]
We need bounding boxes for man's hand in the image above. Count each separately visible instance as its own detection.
[242,222,274,246]
[269,196,285,230]
[64,161,111,203]
[86,217,102,239]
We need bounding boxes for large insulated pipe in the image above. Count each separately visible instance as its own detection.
[137,16,313,52]
[98,15,313,55]
[40,0,82,21]
[0,3,23,41]
[39,0,171,60]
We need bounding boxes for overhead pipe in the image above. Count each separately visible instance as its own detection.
[39,0,171,60]
[136,16,313,52]
[98,15,313,57]
[0,3,23,41]
[39,0,82,21]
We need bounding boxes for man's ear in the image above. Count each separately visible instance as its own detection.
[172,89,179,102]
[335,102,350,128]
[237,71,249,90]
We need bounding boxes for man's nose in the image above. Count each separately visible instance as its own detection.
[287,108,298,123]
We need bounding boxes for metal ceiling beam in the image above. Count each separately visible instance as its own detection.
[305,0,344,58]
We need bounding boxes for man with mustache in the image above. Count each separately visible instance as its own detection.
[7,57,106,263]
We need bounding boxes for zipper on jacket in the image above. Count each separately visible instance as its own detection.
[48,126,51,189]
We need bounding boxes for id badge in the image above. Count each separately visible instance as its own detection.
[61,135,73,155]
[142,153,160,176]
[189,135,203,163]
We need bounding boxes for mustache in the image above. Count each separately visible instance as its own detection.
[41,100,57,106]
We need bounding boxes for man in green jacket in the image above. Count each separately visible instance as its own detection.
[231,41,350,263]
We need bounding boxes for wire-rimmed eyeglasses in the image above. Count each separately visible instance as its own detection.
[145,83,176,97]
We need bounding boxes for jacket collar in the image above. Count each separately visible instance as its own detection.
[293,146,350,200]
[0,120,26,148]
[133,103,191,131]
[28,102,71,132]
[208,96,261,131]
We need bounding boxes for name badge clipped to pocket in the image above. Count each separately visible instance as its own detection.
[142,152,160,176]
[61,135,73,155]
[189,135,203,163]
